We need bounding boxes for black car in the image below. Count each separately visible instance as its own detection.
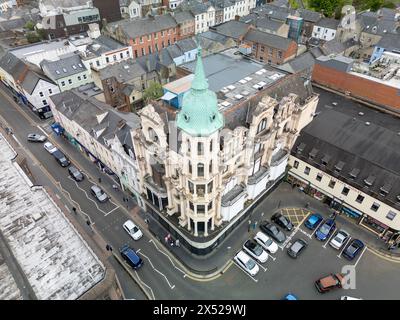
[287,239,308,258]
[271,212,293,231]
[120,245,143,270]
[68,166,84,182]
[259,221,286,244]
[52,150,70,167]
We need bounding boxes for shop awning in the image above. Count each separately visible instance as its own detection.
[161,91,177,101]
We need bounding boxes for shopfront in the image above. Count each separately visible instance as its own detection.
[360,215,388,236]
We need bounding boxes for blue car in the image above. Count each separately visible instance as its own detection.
[342,239,365,260]
[120,245,143,270]
[283,293,298,300]
[315,218,336,241]
[304,213,323,230]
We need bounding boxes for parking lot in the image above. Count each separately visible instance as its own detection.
[230,209,369,299]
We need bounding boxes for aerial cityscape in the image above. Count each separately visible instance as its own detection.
[0,0,399,304]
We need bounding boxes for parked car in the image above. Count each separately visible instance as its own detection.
[52,150,70,167]
[283,293,298,300]
[329,230,350,250]
[260,221,286,244]
[254,231,278,254]
[271,212,293,231]
[27,133,46,142]
[123,220,143,241]
[287,239,308,258]
[342,239,365,260]
[315,273,344,293]
[304,213,323,230]
[120,245,143,270]
[90,185,108,203]
[315,218,336,241]
[234,251,259,276]
[68,166,84,182]
[243,239,268,263]
[43,142,57,154]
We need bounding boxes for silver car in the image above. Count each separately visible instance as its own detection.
[329,229,350,250]
[90,185,108,203]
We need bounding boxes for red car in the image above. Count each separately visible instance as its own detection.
[315,273,344,293]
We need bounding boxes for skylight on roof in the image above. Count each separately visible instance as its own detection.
[63,68,67,73]
[78,63,83,67]
[239,79,247,84]
[244,77,252,81]
[56,70,60,74]
[227,85,236,90]
[72,65,77,69]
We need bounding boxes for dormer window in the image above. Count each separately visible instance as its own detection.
[321,155,331,166]
[349,168,360,179]
[296,142,306,154]
[380,183,391,196]
[309,148,318,159]
[334,161,345,173]
[364,175,375,187]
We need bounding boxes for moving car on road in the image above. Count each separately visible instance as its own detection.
[52,150,70,167]
[123,220,143,241]
[260,221,286,244]
[304,213,323,230]
[243,239,268,263]
[283,293,298,300]
[287,239,308,258]
[233,251,259,276]
[43,142,57,154]
[120,245,143,270]
[315,273,344,293]
[254,231,278,254]
[342,239,365,260]
[27,133,46,142]
[68,166,84,182]
[329,229,350,250]
[90,185,108,203]
[271,212,293,231]
[315,218,336,241]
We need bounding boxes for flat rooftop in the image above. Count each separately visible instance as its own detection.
[0,252,22,300]
[179,48,286,111]
[0,134,105,300]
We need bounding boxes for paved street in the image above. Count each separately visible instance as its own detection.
[1,84,400,300]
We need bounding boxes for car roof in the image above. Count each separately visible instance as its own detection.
[308,213,322,221]
[236,251,250,262]
[122,246,140,263]
[350,239,364,246]
[91,185,101,191]
[255,231,268,241]
[124,220,136,229]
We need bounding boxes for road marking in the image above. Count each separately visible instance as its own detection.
[134,270,155,300]
[310,220,324,237]
[148,239,187,276]
[37,125,48,137]
[366,247,400,264]
[55,194,61,199]
[232,260,258,283]
[323,230,337,249]
[254,259,268,272]
[297,228,312,239]
[337,237,352,259]
[353,246,367,268]
[104,205,120,217]
[11,134,21,146]
[139,251,175,289]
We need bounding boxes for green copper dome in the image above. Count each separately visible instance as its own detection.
[176,47,224,137]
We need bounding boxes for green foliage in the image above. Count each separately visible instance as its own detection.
[24,21,35,31]
[36,29,46,40]
[289,0,299,9]
[26,32,40,43]
[382,1,396,8]
[309,0,343,17]
[143,81,163,102]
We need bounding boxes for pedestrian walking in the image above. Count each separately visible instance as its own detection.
[72,207,77,214]
[98,177,102,183]
[144,218,149,225]
[175,239,180,247]
[305,202,310,209]
[112,184,119,190]
[106,244,110,251]
[86,220,91,227]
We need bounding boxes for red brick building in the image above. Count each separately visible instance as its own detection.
[243,29,298,65]
[312,56,400,111]
[104,14,180,58]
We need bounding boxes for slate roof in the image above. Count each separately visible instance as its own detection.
[359,12,398,35]
[244,29,294,50]
[277,51,315,74]
[255,17,286,32]
[173,10,194,24]
[176,37,197,52]
[376,33,400,51]
[108,14,177,40]
[198,30,231,44]
[49,90,140,148]
[41,54,87,80]
[0,51,27,81]
[211,20,250,39]
[297,8,322,23]
[292,100,400,210]
[315,55,354,73]
[21,70,54,94]
[315,17,340,30]
[99,58,146,82]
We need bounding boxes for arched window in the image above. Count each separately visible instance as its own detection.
[197,163,204,177]
[148,128,158,142]
[257,118,267,134]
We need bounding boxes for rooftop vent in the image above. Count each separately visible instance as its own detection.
[296,143,306,153]
[63,68,67,73]
[365,122,371,125]
[227,85,236,90]
[309,148,318,159]
[72,65,77,69]
[244,77,252,81]
[56,70,60,74]
[380,183,392,195]
[321,154,331,165]
[235,94,244,100]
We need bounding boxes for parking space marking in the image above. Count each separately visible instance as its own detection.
[310,220,324,237]
[37,125,49,137]
[139,251,175,289]
[297,228,312,239]
[337,237,352,259]
[322,230,337,249]
[231,260,258,283]
[104,205,120,217]
[353,246,367,268]
[266,252,276,261]
[255,260,268,272]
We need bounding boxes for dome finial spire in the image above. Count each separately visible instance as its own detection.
[191,45,208,91]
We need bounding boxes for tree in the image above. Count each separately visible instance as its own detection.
[309,0,342,17]
[26,32,40,43]
[24,21,35,31]
[143,81,163,103]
